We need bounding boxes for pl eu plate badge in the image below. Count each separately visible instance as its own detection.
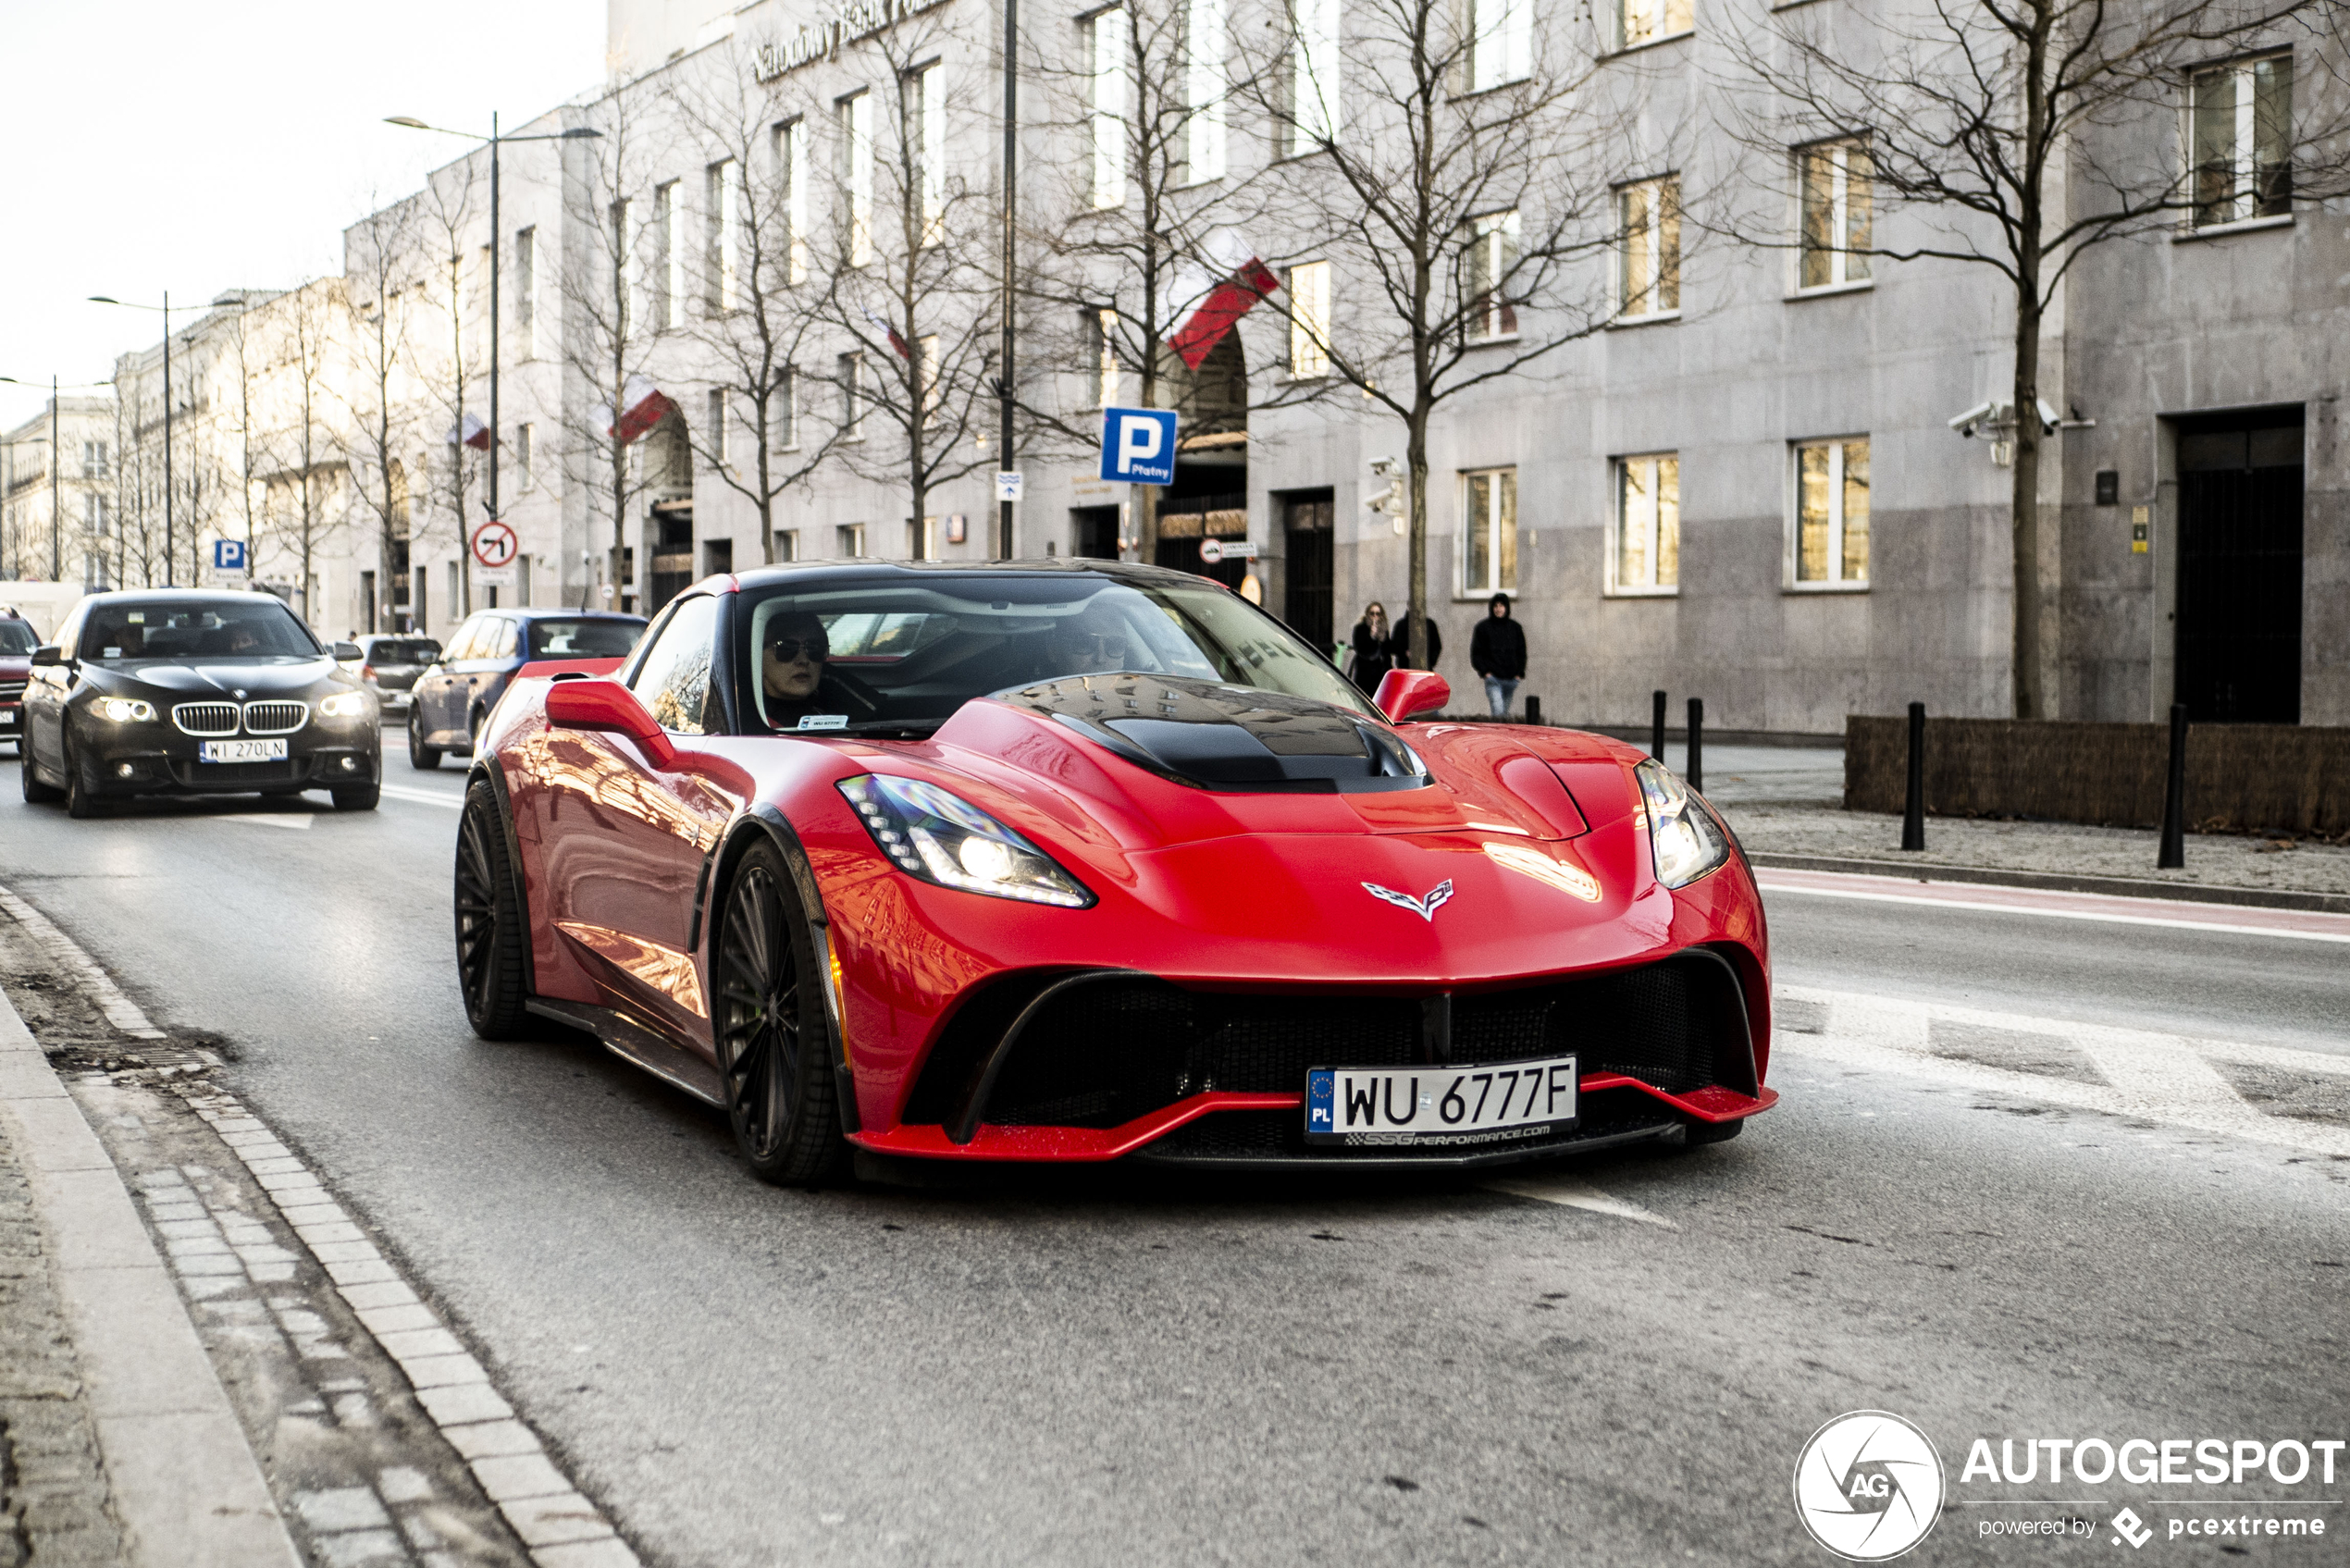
[1306,1070,1336,1135]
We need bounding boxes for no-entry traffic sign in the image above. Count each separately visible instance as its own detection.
[471,520,519,570]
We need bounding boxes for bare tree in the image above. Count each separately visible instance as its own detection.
[1231,0,1624,669]
[415,165,489,616]
[257,279,347,627]
[1712,0,2350,718]
[665,46,846,564]
[342,202,422,636]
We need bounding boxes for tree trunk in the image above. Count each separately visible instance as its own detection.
[1405,411,1430,673]
[2010,297,2045,721]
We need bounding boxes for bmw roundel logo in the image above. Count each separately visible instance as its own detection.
[1792,1411,1945,1561]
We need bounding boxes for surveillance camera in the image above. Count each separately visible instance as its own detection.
[2036,398,2061,435]
[1367,455,1397,475]
[1948,400,1995,434]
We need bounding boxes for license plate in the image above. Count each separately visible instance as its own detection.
[1305,1054,1577,1145]
[199,739,289,763]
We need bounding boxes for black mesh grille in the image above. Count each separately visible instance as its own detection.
[168,759,304,787]
[917,950,1753,1133]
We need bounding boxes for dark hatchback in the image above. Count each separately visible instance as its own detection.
[19,589,379,818]
[407,608,645,768]
[354,635,442,715]
[0,613,34,752]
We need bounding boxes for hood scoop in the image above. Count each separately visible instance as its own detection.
[1002,674,1429,794]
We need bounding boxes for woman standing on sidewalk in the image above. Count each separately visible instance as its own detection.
[1348,603,1393,696]
[1469,593,1527,717]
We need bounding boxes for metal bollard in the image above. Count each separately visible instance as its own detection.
[1901,701,1926,852]
[1687,698,1704,793]
[2158,703,2187,870]
[1525,696,1541,726]
[1651,689,1667,760]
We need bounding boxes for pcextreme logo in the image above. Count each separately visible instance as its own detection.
[1794,1411,1948,1562]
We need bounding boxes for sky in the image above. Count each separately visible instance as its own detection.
[0,1,609,431]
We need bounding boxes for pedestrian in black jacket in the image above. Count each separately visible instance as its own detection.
[1348,603,1393,696]
[1387,613,1442,673]
[1469,593,1528,717]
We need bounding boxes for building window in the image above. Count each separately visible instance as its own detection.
[774,118,810,285]
[1470,0,1530,90]
[909,516,936,561]
[612,198,637,337]
[1087,308,1120,406]
[517,422,535,482]
[1288,260,1331,377]
[708,159,741,310]
[514,226,538,357]
[1618,0,1690,50]
[838,352,867,439]
[775,364,800,451]
[1184,0,1228,182]
[775,528,799,562]
[909,64,946,239]
[837,523,867,557]
[80,441,108,478]
[838,92,874,266]
[2191,55,2292,228]
[1610,453,1679,594]
[1465,210,1519,340]
[1089,7,1129,209]
[1461,467,1517,594]
[1288,0,1341,154]
[1792,437,1870,588]
[654,181,684,328]
[1798,139,1872,290]
[709,389,729,465]
[1616,177,1680,319]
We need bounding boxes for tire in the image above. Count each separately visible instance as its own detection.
[63,731,105,820]
[453,779,529,1039]
[332,784,381,811]
[20,736,62,804]
[1679,1117,1746,1147]
[711,841,848,1185]
[408,708,441,771]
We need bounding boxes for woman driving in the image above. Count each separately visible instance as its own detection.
[760,611,835,728]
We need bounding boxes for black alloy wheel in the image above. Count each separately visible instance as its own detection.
[408,707,441,770]
[453,779,528,1038]
[62,729,104,820]
[713,842,847,1185]
[21,732,61,803]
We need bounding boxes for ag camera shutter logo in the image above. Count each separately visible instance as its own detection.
[1793,1411,1946,1561]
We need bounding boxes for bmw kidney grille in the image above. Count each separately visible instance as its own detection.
[171,702,241,737]
[169,699,309,737]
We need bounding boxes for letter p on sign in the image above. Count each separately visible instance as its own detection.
[1100,407,1178,486]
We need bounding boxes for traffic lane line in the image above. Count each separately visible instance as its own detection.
[1776,983,2350,1158]
[1757,867,2350,944]
[379,784,464,809]
[1484,1176,1680,1228]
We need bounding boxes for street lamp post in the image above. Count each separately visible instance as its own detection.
[386,115,601,613]
[3,375,115,585]
[87,292,222,586]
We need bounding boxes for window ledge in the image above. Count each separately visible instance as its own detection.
[1453,592,1517,602]
[1604,30,1695,59]
[1788,279,1874,301]
[1609,310,1682,330]
[2174,213,2293,243]
[1602,586,1680,599]
[1464,332,1522,349]
[1784,580,1870,595]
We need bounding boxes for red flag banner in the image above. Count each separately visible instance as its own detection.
[1169,232,1280,371]
[602,377,674,446]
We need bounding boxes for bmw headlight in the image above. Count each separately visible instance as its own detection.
[838,774,1095,908]
[316,692,372,719]
[96,698,155,722]
[1635,758,1731,889]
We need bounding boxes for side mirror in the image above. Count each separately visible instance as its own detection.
[544,677,677,769]
[30,645,63,668]
[329,641,363,661]
[1373,669,1450,724]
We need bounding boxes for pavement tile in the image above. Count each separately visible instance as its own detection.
[166,1233,234,1255]
[155,1217,224,1240]
[498,1491,612,1547]
[336,1280,418,1311]
[277,1201,347,1226]
[93,1409,303,1568]
[293,1486,393,1532]
[296,1220,367,1245]
[169,1252,247,1278]
[416,1382,514,1426]
[323,1257,397,1286]
[377,1466,434,1504]
[7,1100,114,1173]
[355,1303,441,1335]
[0,1052,71,1099]
[312,1527,409,1567]
[470,1451,571,1502]
[531,1537,642,1568]
[441,1419,542,1460]
[243,1155,306,1177]
[400,1352,488,1389]
[378,1327,465,1360]
[142,1200,207,1221]
[309,1241,383,1264]
[254,1168,323,1193]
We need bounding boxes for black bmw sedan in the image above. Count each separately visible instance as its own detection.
[19,589,381,818]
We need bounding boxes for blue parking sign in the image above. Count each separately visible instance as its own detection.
[1099,406,1178,486]
[212,538,247,572]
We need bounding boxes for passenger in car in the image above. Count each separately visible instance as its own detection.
[760,612,837,728]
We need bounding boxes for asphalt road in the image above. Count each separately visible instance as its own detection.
[3,730,2345,1566]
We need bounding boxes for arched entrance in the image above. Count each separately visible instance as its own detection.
[1154,331,1250,589]
[644,405,693,615]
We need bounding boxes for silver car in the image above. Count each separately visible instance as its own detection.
[353,635,442,714]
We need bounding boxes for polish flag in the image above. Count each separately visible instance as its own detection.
[601,377,674,445]
[1167,230,1281,371]
[444,413,493,451]
[861,305,912,361]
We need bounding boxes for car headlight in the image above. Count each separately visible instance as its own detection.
[1635,758,1731,889]
[838,774,1095,907]
[96,698,155,722]
[316,692,372,718]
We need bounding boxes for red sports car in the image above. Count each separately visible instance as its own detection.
[457,562,1775,1182]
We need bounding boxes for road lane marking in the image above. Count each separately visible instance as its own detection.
[1484,1177,1679,1228]
[379,784,464,809]
[1756,869,2350,945]
[0,885,165,1038]
[218,811,315,830]
[1775,984,2350,1157]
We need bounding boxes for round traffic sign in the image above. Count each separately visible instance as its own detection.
[471,520,518,569]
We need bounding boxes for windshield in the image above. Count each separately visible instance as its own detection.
[737,573,1370,735]
[528,618,644,659]
[367,639,441,664]
[81,599,321,661]
[0,621,34,655]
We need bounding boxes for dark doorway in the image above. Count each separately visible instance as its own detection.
[2175,409,2303,723]
[703,538,733,578]
[1281,490,1334,655]
[649,502,695,615]
[1070,506,1120,560]
[1156,494,1250,589]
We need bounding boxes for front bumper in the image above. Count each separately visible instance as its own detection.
[79,731,381,796]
